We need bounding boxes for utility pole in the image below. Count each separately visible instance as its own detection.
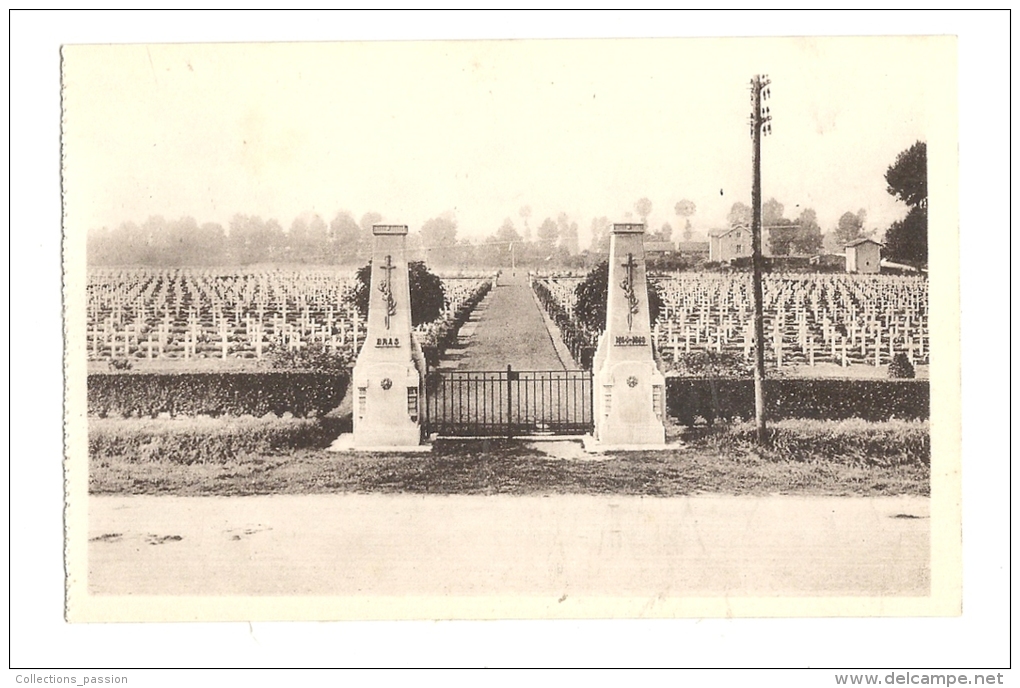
[749,73,772,445]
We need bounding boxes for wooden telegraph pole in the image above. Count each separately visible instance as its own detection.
[750,73,772,445]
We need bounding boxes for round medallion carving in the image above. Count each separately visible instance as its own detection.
[380,378,393,390]
[626,375,638,388]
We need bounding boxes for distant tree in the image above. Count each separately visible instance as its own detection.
[287,213,327,263]
[330,211,363,263]
[228,214,277,265]
[727,202,752,228]
[495,217,521,244]
[634,197,653,227]
[536,217,558,253]
[359,211,382,235]
[420,214,458,248]
[359,211,382,255]
[486,217,522,265]
[354,260,445,327]
[792,208,823,255]
[835,211,865,245]
[884,141,928,266]
[674,199,696,241]
[573,260,662,334]
[557,213,579,254]
[655,222,674,243]
[760,199,797,255]
[518,205,532,243]
[590,216,611,253]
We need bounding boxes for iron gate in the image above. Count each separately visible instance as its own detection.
[425,365,593,438]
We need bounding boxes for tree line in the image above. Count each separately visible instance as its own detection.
[88,141,926,269]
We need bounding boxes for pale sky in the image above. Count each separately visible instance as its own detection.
[63,36,951,246]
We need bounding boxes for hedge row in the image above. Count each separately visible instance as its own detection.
[666,377,929,425]
[88,372,350,418]
[532,280,599,369]
[419,279,493,367]
[89,416,342,465]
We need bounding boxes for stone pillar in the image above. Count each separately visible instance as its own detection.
[591,223,666,447]
[350,224,426,448]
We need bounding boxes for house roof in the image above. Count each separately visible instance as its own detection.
[644,241,675,253]
[677,241,709,252]
[844,237,884,248]
[708,226,746,238]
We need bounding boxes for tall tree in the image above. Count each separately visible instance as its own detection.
[884,140,928,266]
[491,217,521,266]
[885,141,927,209]
[835,211,865,245]
[792,208,823,255]
[762,198,786,227]
[760,199,797,255]
[885,208,927,266]
[727,202,752,228]
[536,217,558,254]
[674,199,696,241]
[634,197,653,227]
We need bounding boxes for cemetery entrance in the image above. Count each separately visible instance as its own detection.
[425,366,593,438]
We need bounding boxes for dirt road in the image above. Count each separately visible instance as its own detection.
[88,493,929,597]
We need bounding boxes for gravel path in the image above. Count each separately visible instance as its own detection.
[454,272,566,371]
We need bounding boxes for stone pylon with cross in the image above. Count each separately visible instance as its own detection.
[348,224,427,449]
[590,223,667,447]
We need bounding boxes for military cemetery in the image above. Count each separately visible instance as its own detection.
[63,39,949,620]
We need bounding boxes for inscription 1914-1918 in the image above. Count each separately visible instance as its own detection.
[614,335,646,347]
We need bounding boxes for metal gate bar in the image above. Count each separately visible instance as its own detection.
[425,366,593,438]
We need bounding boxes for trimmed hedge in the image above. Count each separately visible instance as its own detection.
[532,280,598,368]
[666,377,929,425]
[89,416,341,465]
[88,371,350,418]
[419,279,493,367]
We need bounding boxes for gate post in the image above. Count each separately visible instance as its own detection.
[588,223,667,449]
[332,224,429,452]
[506,364,514,439]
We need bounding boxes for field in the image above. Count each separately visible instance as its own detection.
[85,267,931,498]
[535,272,929,376]
[86,267,493,369]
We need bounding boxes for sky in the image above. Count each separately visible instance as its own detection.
[63,32,950,248]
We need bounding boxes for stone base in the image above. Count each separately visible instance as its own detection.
[581,434,677,453]
[328,434,433,454]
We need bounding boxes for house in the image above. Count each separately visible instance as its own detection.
[844,238,883,274]
[677,241,710,261]
[708,226,751,262]
[644,240,676,258]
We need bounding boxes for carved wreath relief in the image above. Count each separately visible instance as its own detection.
[378,254,398,330]
[619,252,640,331]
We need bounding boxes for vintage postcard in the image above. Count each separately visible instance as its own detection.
[63,36,960,622]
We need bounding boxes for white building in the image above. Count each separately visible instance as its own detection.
[844,238,883,274]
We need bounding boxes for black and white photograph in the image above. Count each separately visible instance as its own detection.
[60,33,961,622]
[10,9,1007,675]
